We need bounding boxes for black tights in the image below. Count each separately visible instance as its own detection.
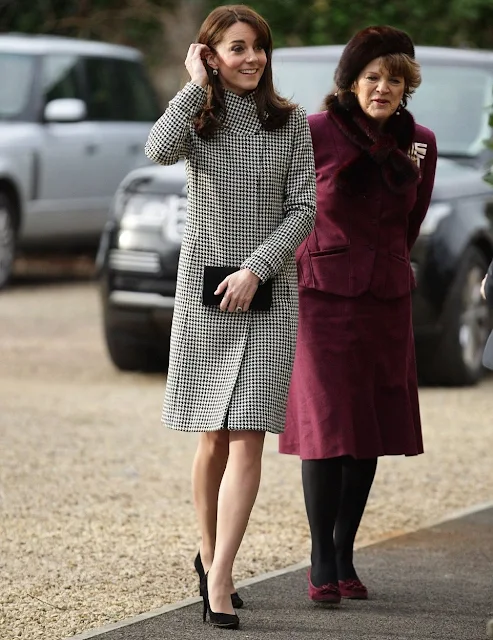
[302,456,377,587]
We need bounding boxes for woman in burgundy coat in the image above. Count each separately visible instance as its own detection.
[279,26,437,602]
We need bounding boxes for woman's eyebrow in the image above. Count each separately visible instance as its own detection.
[228,38,262,45]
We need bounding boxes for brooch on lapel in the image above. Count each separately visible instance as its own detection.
[408,142,428,168]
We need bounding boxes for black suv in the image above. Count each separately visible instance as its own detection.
[97,46,493,385]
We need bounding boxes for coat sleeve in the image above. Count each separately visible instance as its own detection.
[241,107,317,282]
[407,130,438,251]
[144,82,207,166]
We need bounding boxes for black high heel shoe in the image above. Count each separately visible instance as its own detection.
[194,552,244,609]
[201,573,239,629]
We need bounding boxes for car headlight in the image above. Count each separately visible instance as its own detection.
[419,202,453,236]
[116,193,187,243]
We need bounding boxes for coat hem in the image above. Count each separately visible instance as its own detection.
[278,447,424,459]
[164,420,284,435]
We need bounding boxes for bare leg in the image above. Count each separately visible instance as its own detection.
[191,431,229,570]
[207,430,265,615]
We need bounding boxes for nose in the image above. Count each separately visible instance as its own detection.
[376,79,390,94]
[245,48,259,62]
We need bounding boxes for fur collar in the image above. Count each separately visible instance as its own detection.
[326,94,420,194]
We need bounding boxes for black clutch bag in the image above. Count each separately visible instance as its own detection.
[202,266,272,311]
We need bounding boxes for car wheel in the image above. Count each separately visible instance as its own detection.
[0,192,16,289]
[103,302,170,373]
[423,246,490,386]
[104,325,169,373]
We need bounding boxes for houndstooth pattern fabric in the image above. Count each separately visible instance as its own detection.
[145,82,316,433]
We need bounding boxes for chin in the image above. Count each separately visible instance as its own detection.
[243,82,260,91]
[368,109,390,121]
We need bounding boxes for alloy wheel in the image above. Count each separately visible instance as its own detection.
[459,266,490,373]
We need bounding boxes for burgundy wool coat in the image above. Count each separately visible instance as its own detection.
[279,99,437,460]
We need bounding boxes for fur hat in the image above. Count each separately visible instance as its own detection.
[335,26,415,90]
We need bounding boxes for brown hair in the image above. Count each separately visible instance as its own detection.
[326,52,421,111]
[193,4,295,138]
[377,52,421,105]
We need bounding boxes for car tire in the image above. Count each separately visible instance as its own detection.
[104,326,169,373]
[421,246,491,386]
[0,192,16,289]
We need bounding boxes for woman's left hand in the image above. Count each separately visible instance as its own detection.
[215,269,261,313]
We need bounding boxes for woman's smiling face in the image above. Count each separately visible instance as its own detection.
[207,22,267,96]
[353,57,405,123]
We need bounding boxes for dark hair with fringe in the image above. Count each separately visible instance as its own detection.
[193,4,295,139]
[325,52,421,111]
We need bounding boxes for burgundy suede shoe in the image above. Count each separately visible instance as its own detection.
[338,578,368,600]
[308,570,341,603]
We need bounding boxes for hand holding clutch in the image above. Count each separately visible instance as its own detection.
[202,266,272,312]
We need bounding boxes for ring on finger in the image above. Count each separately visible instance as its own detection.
[235,306,243,313]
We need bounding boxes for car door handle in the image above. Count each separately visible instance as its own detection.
[85,143,99,155]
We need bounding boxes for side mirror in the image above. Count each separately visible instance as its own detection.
[44,98,87,123]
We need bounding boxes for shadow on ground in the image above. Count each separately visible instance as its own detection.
[11,251,97,287]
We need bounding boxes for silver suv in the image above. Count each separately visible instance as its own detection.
[0,34,162,288]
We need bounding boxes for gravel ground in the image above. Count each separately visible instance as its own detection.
[1,276,493,640]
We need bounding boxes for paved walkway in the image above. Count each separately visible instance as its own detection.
[71,506,493,640]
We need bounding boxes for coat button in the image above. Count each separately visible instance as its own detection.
[371,218,378,225]
[368,244,375,250]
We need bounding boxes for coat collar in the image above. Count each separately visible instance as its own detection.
[222,89,262,133]
[326,95,420,194]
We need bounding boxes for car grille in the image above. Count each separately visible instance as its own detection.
[109,249,161,274]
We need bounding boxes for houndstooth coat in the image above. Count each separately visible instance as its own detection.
[145,82,316,434]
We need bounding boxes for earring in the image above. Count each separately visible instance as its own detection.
[396,99,404,116]
[212,69,218,76]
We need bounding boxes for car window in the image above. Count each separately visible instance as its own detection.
[273,59,338,116]
[272,54,493,158]
[408,66,492,157]
[114,60,161,122]
[42,54,83,102]
[84,56,121,120]
[84,56,160,122]
[0,53,36,121]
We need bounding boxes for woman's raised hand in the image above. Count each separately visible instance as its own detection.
[185,43,211,88]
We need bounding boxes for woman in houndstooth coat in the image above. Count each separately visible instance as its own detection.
[144,5,315,629]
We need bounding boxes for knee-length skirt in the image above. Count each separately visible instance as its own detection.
[278,287,423,459]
